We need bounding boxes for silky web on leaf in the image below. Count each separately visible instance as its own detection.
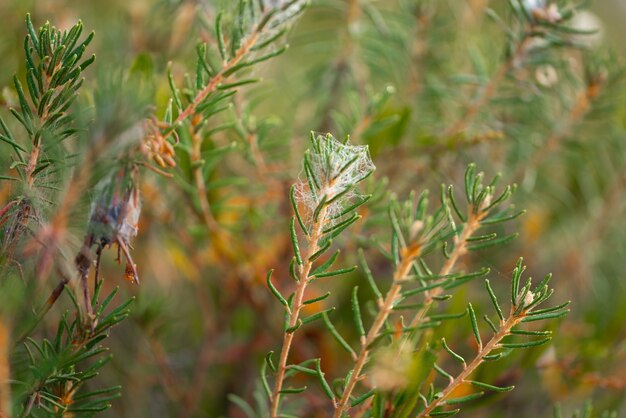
[295,134,375,225]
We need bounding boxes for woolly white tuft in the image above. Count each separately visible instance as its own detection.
[295,134,375,225]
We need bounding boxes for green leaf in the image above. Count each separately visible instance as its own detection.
[25,14,40,55]
[320,215,361,246]
[311,250,340,276]
[447,185,466,222]
[480,209,525,225]
[330,194,371,220]
[279,386,307,394]
[290,217,303,266]
[167,63,183,111]
[467,233,518,251]
[228,394,257,418]
[351,287,365,337]
[510,329,552,336]
[215,12,227,61]
[433,363,453,381]
[261,361,272,399]
[288,364,316,376]
[265,351,277,372]
[351,389,375,407]
[315,359,336,402]
[485,279,504,321]
[441,338,465,365]
[290,184,309,236]
[0,134,26,153]
[303,292,331,305]
[468,303,482,350]
[218,79,260,90]
[267,269,289,308]
[445,392,484,404]
[312,265,357,279]
[302,308,334,325]
[464,163,476,204]
[358,248,382,301]
[469,380,514,392]
[322,213,360,235]
[500,337,551,348]
[322,312,355,357]
[430,409,460,417]
[521,310,569,322]
[285,320,302,334]
[526,301,571,316]
[308,239,332,263]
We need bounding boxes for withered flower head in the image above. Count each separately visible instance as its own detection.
[88,167,141,284]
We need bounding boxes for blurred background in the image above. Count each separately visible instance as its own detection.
[1,0,626,416]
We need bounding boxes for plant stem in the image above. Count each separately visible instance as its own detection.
[417,308,524,417]
[169,32,259,134]
[351,210,485,417]
[163,0,300,143]
[24,145,40,188]
[333,244,422,417]
[270,206,328,418]
[190,126,220,233]
[406,209,483,331]
[0,321,11,418]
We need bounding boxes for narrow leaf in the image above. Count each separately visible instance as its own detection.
[290,217,302,265]
[469,380,514,392]
[445,392,484,405]
[267,270,289,308]
[351,287,365,337]
[500,337,551,348]
[468,303,482,350]
[359,249,382,300]
[322,312,355,357]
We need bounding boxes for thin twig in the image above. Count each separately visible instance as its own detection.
[0,321,11,418]
[161,0,301,143]
[352,209,485,417]
[190,127,221,233]
[417,308,525,417]
[406,208,485,332]
[270,205,328,417]
[333,244,422,417]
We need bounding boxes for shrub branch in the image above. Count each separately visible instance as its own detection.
[334,244,422,417]
[270,206,328,417]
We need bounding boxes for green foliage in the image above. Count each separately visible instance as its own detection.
[14,283,132,417]
[1,15,93,188]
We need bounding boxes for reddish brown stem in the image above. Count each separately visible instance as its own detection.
[417,309,524,417]
[407,209,484,331]
[270,207,328,418]
[334,244,422,417]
